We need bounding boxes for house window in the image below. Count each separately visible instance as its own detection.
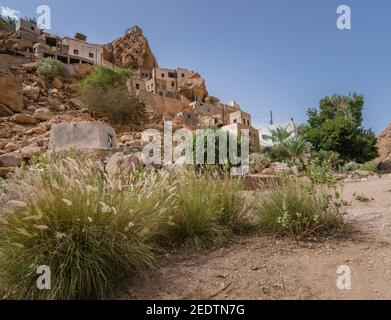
[233,119,237,124]
[107,134,113,148]
[182,73,185,77]
[74,49,79,55]
[89,53,94,58]
[171,81,175,88]
[161,73,165,78]
[135,83,140,90]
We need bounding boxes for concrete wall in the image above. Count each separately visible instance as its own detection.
[49,121,117,150]
[190,101,222,116]
[138,91,190,116]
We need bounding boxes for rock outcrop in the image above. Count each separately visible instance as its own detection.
[377,123,391,170]
[105,28,158,70]
[178,71,208,102]
[0,66,24,115]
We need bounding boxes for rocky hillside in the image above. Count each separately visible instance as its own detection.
[377,123,391,167]
[104,28,158,70]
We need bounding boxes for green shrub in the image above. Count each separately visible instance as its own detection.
[81,86,144,125]
[301,94,379,163]
[81,66,130,90]
[80,66,143,125]
[256,180,347,239]
[37,58,67,79]
[0,156,173,299]
[160,173,251,251]
[188,128,248,175]
[305,160,336,185]
[250,153,271,174]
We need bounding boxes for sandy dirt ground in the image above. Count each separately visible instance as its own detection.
[118,175,391,300]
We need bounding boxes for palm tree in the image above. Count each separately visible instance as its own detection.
[270,126,294,144]
[280,136,312,164]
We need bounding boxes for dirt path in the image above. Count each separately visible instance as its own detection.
[118,175,391,300]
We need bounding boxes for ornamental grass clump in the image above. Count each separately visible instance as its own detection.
[0,156,174,299]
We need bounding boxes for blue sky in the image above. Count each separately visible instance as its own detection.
[2,0,391,133]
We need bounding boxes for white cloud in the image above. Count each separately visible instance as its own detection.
[1,6,21,20]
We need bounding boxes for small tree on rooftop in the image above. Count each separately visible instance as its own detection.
[0,15,16,25]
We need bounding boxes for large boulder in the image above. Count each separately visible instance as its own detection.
[106,28,158,70]
[73,64,93,80]
[0,70,24,113]
[0,152,23,168]
[106,153,142,184]
[377,123,391,163]
[11,114,37,124]
[33,107,53,121]
[178,71,208,102]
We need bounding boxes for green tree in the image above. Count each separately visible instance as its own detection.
[301,94,378,163]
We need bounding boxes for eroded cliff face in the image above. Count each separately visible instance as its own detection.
[104,29,158,70]
[178,71,209,102]
[377,123,391,163]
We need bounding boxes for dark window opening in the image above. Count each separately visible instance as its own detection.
[171,81,175,87]
[181,73,185,77]
[70,58,80,64]
[89,53,94,58]
[107,134,113,148]
[57,55,68,64]
[74,49,79,55]
[161,73,165,78]
[168,72,177,78]
[135,83,140,90]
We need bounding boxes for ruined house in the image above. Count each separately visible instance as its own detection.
[34,32,105,65]
[144,67,192,99]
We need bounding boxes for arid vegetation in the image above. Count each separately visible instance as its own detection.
[0,151,349,299]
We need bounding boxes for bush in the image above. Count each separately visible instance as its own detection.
[338,161,378,174]
[305,160,336,185]
[81,66,130,90]
[0,155,173,299]
[256,180,347,239]
[160,173,252,251]
[301,94,379,163]
[188,128,249,175]
[250,153,271,174]
[81,66,143,124]
[81,86,144,125]
[37,58,67,79]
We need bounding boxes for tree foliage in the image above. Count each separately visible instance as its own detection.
[300,94,378,163]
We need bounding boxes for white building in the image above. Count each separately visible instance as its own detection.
[256,120,297,149]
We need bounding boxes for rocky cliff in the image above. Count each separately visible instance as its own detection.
[178,71,208,102]
[104,29,158,70]
[377,123,391,167]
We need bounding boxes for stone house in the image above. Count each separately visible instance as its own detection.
[14,18,40,50]
[34,32,105,65]
[145,67,191,99]
[229,110,252,126]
